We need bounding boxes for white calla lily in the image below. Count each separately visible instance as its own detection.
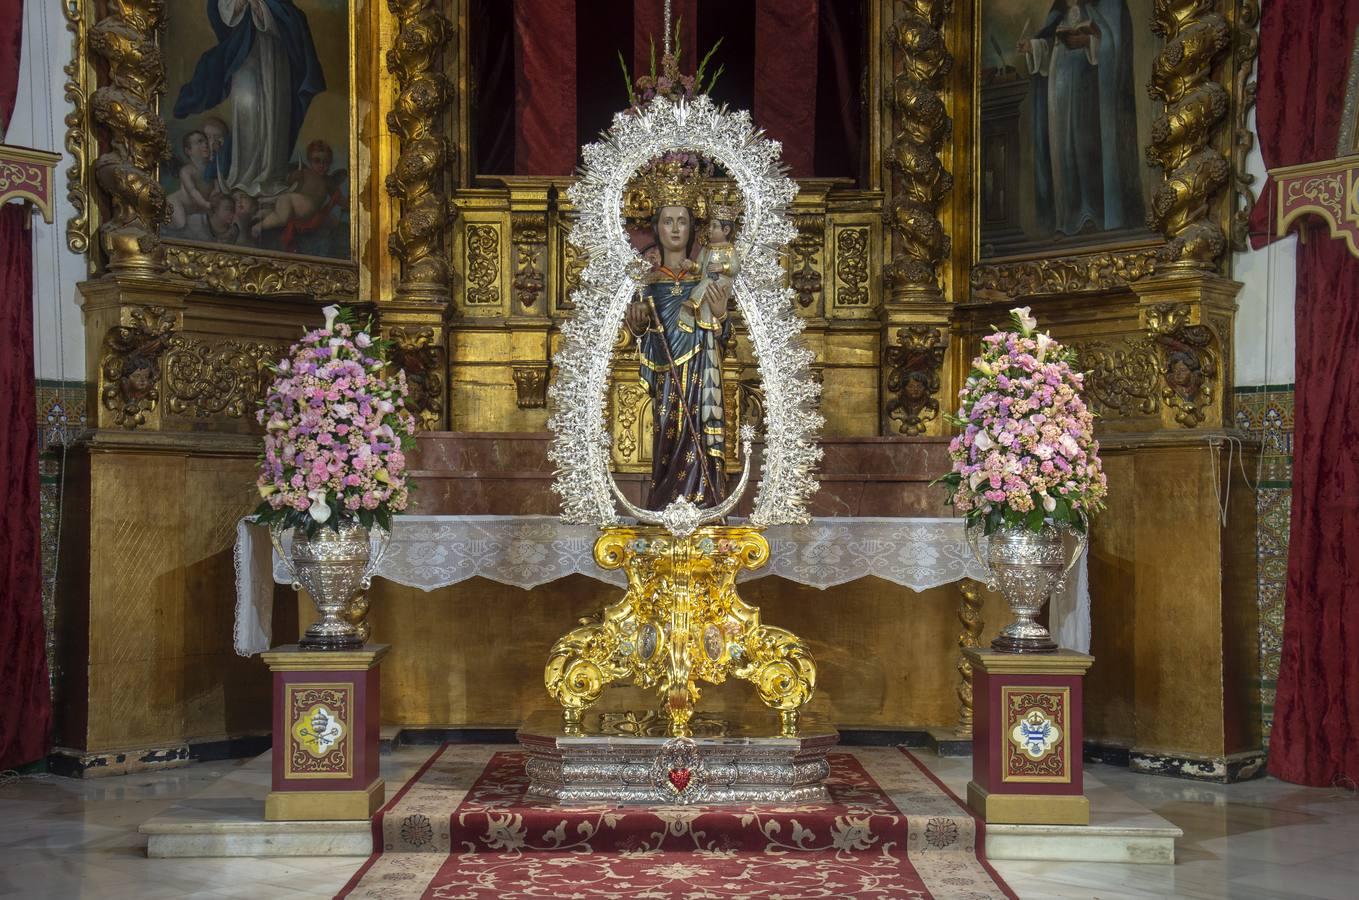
[322,305,341,331]
[974,430,994,452]
[307,489,332,524]
[1010,306,1037,334]
[1035,332,1054,361]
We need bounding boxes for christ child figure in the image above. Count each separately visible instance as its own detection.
[167,130,214,230]
[252,139,336,238]
[691,212,740,320]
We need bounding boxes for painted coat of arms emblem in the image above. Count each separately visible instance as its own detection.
[1011,708,1061,760]
[292,703,345,757]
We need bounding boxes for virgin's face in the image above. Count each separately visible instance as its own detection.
[656,206,691,254]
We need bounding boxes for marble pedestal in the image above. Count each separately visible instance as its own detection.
[517,710,838,805]
[261,644,388,821]
[965,648,1094,826]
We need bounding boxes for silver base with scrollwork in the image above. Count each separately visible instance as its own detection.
[516,710,838,805]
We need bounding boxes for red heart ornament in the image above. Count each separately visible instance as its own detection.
[667,767,691,792]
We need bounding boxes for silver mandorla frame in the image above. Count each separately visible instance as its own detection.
[549,94,823,531]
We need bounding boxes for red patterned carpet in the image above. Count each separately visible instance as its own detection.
[337,746,1016,899]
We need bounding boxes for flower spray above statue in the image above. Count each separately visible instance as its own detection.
[939,307,1107,652]
[253,304,417,649]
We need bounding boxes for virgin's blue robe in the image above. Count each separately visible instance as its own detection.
[173,0,325,159]
[639,269,730,509]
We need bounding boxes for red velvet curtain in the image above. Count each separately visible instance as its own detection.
[1253,0,1359,787]
[754,0,819,178]
[0,0,19,137]
[513,0,577,176]
[0,202,50,771]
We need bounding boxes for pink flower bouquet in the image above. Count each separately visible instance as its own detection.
[939,307,1107,535]
[253,305,416,536]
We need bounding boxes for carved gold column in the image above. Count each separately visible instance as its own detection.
[956,578,984,738]
[85,0,168,276]
[508,187,553,413]
[881,1,953,436]
[382,0,456,429]
[1146,0,1233,273]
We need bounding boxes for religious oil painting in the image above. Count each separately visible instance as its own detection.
[159,0,353,261]
[976,0,1160,259]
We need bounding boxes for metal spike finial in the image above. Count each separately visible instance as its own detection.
[663,0,672,57]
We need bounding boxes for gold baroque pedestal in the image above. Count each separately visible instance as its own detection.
[545,526,816,738]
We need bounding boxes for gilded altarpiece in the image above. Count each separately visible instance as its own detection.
[57,1,1265,776]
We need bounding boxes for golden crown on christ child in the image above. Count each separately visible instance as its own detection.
[706,185,744,223]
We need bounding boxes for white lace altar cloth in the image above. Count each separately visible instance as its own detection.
[233,515,1090,656]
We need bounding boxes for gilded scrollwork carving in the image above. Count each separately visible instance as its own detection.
[100,305,178,429]
[162,245,358,298]
[386,0,455,296]
[970,250,1159,299]
[1230,0,1260,249]
[1146,0,1233,271]
[513,365,550,409]
[63,0,95,257]
[511,213,548,310]
[560,238,587,309]
[612,382,648,461]
[545,527,815,737]
[464,224,501,306]
[1145,302,1219,427]
[884,325,946,435]
[162,337,276,420]
[386,326,445,430]
[788,215,824,310]
[886,1,953,299]
[1072,337,1162,418]
[834,227,870,306]
[87,0,169,274]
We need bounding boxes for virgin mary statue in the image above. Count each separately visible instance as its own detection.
[174,0,326,196]
[623,162,734,510]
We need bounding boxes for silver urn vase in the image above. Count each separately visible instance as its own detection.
[270,522,387,650]
[975,523,1087,653]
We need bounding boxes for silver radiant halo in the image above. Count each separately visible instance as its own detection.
[547,94,823,531]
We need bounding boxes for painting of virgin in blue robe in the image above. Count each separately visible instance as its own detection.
[173,0,326,197]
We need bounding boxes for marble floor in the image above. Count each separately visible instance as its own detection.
[2,748,1357,900]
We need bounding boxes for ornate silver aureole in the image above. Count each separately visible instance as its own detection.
[517,710,838,805]
[548,95,823,532]
[271,523,389,649]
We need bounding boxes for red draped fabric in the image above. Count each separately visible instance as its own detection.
[754,0,819,178]
[634,0,696,79]
[0,0,19,136]
[1252,0,1359,787]
[513,0,577,176]
[0,202,49,771]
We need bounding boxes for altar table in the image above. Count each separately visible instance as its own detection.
[233,516,1091,707]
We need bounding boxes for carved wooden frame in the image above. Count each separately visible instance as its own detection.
[64,0,372,299]
[964,0,1260,301]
